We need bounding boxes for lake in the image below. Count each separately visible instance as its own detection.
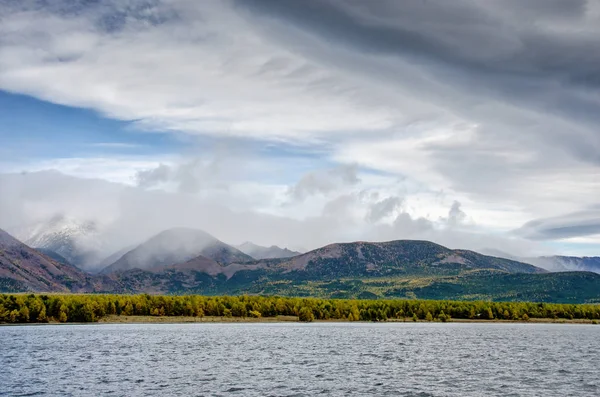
[1,322,599,396]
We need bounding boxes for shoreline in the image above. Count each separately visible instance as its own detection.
[2,315,598,326]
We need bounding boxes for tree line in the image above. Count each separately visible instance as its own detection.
[1,293,599,324]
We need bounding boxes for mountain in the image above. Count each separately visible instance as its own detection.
[101,228,254,274]
[4,230,600,303]
[0,228,104,292]
[10,215,107,271]
[106,255,266,294]
[528,256,600,274]
[236,242,301,260]
[267,240,545,279]
[105,239,556,297]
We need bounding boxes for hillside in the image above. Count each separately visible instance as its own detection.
[101,228,254,274]
[236,242,301,259]
[0,228,102,292]
[246,270,600,303]
[266,240,545,279]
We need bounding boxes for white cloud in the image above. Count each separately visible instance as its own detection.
[0,171,547,259]
[1,1,599,255]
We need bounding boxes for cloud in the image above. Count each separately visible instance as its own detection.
[445,201,467,227]
[136,163,171,189]
[0,0,396,141]
[0,171,546,261]
[1,1,600,254]
[366,196,403,223]
[287,164,360,201]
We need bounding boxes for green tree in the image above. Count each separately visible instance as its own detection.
[298,307,315,322]
[438,311,448,322]
[249,310,261,318]
[19,306,30,323]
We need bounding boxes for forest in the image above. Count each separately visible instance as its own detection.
[1,293,599,324]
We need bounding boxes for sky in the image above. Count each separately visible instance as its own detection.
[0,0,599,257]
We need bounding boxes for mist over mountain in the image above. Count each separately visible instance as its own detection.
[9,215,109,272]
[482,248,600,275]
[236,242,301,260]
[527,256,600,274]
[0,171,553,263]
[94,245,138,272]
[0,228,101,292]
[101,228,253,274]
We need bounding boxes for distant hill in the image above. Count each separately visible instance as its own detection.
[236,242,301,260]
[0,228,105,292]
[94,245,137,273]
[528,256,600,274]
[481,249,600,274]
[101,228,254,274]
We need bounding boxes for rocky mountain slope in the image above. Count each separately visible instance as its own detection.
[0,228,104,292]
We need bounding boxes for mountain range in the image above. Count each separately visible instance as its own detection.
[2,226,600,303]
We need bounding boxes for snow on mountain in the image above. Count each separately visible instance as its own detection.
[10,215,109,272]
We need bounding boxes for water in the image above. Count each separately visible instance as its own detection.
[1,322,598,396]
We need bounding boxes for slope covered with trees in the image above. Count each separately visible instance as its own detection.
[1,293,599,324]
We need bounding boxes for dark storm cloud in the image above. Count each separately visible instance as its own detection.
[238,0,600,177]
[237,0,600,88]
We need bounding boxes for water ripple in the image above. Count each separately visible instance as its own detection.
[1,322,599,396]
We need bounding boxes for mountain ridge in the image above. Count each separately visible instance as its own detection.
[3,227,600,303]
